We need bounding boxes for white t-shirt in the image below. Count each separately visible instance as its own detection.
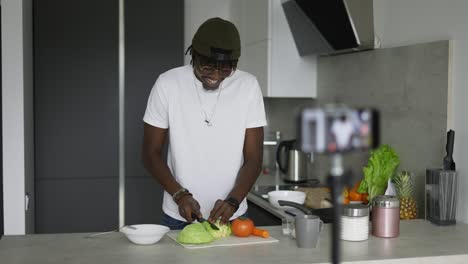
[331,119,354,150]
[143,65,267,221]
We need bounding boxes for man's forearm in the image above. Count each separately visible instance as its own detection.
[143,153,182,196]
[228,160,262,202]
[228,127,264,203]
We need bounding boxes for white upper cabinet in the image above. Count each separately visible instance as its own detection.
[236,0,317,98]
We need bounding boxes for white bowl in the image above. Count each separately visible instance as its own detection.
[267,190,306,209]
[121,224,170,245]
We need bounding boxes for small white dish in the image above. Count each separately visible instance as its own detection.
[268,190,306,209]
[121,224,170,245]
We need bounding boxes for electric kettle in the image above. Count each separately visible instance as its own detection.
[276,139,308,183]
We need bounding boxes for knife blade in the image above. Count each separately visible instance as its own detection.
[443,130,456,170]
[191,213,219,230]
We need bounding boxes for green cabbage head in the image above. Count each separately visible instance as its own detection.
[203,220,232,239]
[176,223,214,244]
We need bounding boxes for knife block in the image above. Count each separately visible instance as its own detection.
[425,169,457,225]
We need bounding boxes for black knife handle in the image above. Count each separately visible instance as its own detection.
[191,213,220,230]
[191,213,200,221]
[446,130,455,156]
[444,130,456,170]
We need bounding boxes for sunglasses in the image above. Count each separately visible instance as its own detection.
[195,58,237,78]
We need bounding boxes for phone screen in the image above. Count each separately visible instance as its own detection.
[298,108,379,154]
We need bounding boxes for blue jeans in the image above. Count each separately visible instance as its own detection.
[161,213,190,230]
[161,212,249,230]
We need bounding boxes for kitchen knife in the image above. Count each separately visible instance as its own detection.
[443,130,456,170]
[191,213,219,230]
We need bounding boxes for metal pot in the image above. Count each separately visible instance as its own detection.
[276,140,308,183]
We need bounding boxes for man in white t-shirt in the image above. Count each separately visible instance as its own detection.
[330,115,355,151]
[142,17,267,229]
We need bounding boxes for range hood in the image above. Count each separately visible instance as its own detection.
[282,0,374,56]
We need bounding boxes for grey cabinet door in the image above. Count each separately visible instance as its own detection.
[34,0,184,233]
[34,0,120,233]
[124,0,184,225]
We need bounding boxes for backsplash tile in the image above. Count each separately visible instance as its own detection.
[262,98,316,178]
[261,41,450,214]
[317,40,450,216]
[264,97,315,140]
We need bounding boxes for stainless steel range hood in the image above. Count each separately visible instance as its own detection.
[282,0,374,56]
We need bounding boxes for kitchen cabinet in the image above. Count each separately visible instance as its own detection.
[34,0,120,233]
[123,0,184,227]
[247,201,282,226]
[34,0,183,233]
[236,0,317,98]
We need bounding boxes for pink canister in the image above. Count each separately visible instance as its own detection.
[372,195,400,238]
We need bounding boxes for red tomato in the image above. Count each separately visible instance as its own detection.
[231,217,254,237]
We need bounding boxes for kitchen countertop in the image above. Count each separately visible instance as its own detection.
[1,220,468,264]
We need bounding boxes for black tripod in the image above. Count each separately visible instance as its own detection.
[328,154,346,264]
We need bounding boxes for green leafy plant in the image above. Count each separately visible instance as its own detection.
[357,144,400,202]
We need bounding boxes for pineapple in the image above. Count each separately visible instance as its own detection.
[394,171,418,219]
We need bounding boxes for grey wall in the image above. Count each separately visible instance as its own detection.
[316,40,450,216]
[262,97,364,182]
[264,98,315,140]
[262,98,316,178]
[373,0,467,224]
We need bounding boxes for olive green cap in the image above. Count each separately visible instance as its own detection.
[192,17,241,61]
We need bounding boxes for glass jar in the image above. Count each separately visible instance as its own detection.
[340,204,369,241]
[372,195,400,238]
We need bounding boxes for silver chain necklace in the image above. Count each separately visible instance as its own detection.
[193,75,222,127]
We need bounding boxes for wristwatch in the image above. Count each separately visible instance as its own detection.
[172,188,191,203]
[224,197,240,211]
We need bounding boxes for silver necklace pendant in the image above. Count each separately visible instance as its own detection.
[194,74,221,129]
[205,120,213,127]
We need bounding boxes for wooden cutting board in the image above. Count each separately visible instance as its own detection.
[166,231,279,249]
